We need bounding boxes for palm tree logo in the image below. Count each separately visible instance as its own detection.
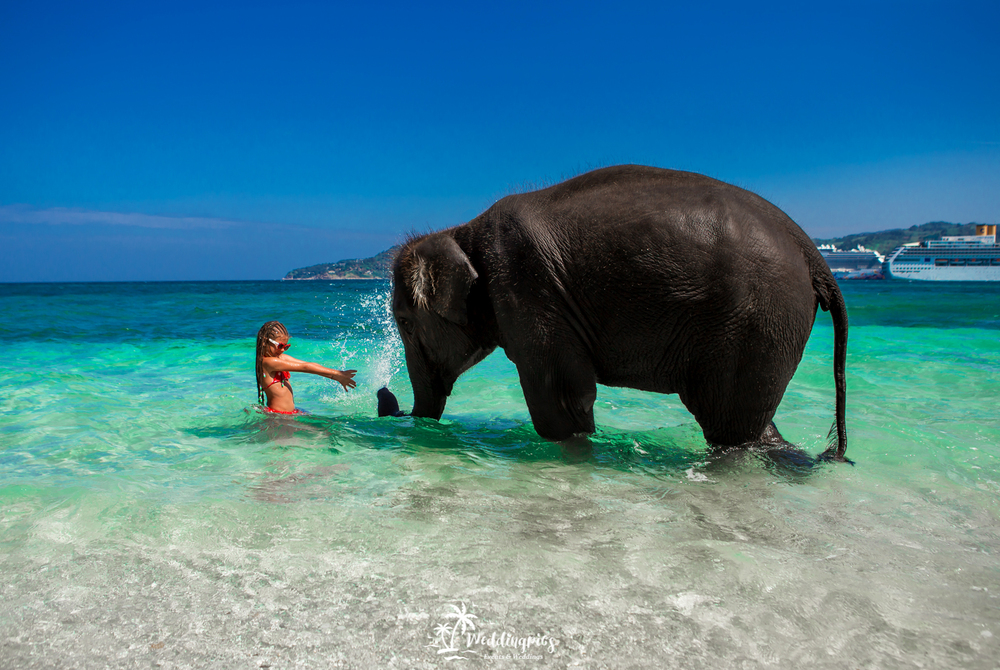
[445,602,478,651]
[427,602,478,660]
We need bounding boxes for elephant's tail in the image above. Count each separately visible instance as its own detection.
[813,273,850,463]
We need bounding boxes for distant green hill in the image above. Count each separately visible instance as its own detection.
[812,222,980,256]
[283,246,399,280]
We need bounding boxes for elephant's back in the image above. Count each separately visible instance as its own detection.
[502,165,815,295]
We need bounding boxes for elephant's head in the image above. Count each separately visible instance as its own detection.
[392,232,497,419]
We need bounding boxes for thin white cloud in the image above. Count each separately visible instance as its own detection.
[0,204,241,230]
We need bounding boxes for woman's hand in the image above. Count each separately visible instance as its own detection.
[329,369,357,391]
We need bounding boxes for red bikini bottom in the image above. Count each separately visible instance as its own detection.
[262,407,305,415]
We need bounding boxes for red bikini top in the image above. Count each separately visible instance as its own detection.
[266,370,290,389]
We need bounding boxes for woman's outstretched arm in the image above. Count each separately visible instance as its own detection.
[263,355,357,390]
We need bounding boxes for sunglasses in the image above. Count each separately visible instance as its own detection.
[267,338,291,352]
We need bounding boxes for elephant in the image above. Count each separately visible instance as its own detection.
[391,165,849,462]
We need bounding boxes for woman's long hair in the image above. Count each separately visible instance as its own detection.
[255,321,289,404]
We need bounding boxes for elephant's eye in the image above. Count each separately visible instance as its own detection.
[397,317,414,334]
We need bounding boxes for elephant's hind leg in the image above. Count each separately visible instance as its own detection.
[685,361,820,469]
[680,354,793,449]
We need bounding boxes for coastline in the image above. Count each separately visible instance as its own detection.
[281,276,383,281]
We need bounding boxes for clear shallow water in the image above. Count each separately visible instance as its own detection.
[1,280,998,669]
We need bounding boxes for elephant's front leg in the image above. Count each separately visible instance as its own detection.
[515,354,597,442]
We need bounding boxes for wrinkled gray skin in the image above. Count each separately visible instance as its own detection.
[392,165,849,461]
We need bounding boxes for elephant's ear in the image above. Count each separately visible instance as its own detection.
[410,234,479,325]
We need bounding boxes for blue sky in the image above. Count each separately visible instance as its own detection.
[1,1,997,281]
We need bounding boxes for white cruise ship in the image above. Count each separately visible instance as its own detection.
[818,244,885,279]
[884,225,1000,281]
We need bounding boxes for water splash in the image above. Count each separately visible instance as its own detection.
[320,282,406,413]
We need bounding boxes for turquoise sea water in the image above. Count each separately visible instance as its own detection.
[1,279,998,668]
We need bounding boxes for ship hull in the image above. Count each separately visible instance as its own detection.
[833,268,884,280]
[884,264,1000,281]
